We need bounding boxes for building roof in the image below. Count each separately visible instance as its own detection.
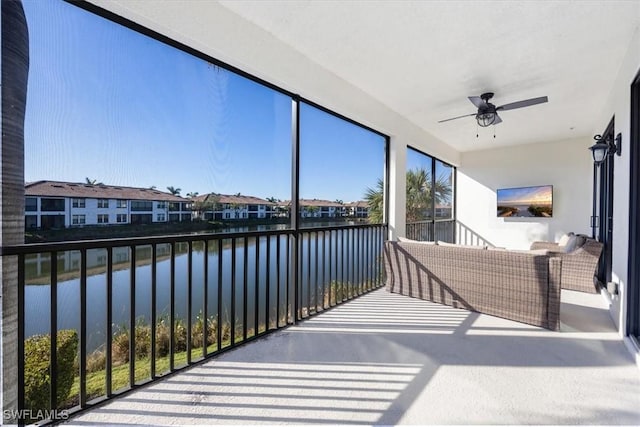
[346,201,369,208]
[192,193,275,206]
[25,181,187,202]
[298,199,345,208]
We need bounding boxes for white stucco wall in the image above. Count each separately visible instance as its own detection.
[592,26,640,333]
[456,137,593,250]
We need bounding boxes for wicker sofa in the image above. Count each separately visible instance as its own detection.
[529,236,603,293]
[384,241,561,330]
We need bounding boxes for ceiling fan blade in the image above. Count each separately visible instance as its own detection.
[438,113,477,123]
[468,96,484,108]
[496,96,548,111]
[492,114,502,125]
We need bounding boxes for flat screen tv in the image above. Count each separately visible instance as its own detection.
[497,185,553,218]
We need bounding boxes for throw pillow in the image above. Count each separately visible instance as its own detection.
[558,232,574,246]
[563,235,579,252]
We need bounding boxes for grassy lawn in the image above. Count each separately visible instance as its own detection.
[65,342,228,407]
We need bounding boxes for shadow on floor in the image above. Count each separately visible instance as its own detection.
[67,290,640,426]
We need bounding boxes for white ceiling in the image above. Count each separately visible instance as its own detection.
[94,0,640,153]
[216,0,640,152]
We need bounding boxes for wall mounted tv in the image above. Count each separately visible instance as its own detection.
[497,185,553,218]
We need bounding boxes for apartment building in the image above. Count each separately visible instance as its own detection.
[24,181,191,229]
[345,201,369,218]
[298,199,346,218]
[192,193,276,220]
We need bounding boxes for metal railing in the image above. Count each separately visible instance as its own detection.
[405,219,455,243]
[1,223,387,423]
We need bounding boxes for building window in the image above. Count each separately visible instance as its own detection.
[116,214,127,223]
[157,202,167,209]
[404,147,456,242]
[97,214,109,224]
[97,199,109,208]
[25,215,37,228]
[131,213,152,224]
[72,198,86,208]
[116,199,127,209]
[224,212,230,219]
[157,213,166,222]
[72,214,86,225]
[40,198,65,212]
[131,200,153,211]
[25,197,37,211]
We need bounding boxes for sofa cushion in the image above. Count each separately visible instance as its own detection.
[398,236,436,244]
[503,248,550,255]
[437,241,486,249]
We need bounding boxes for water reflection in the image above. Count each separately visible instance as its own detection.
[25,228,384,352]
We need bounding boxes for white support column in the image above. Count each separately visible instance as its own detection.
[1,0,28,419]
[387,136,406,241]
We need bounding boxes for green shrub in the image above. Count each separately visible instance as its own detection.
[86,348,106,373]
[191,312,218,348]
[24,330,78,412]
[112,321,153,364]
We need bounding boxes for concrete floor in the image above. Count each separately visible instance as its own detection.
[68,288,640,425]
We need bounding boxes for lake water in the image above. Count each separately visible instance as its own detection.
[24,228,383,351]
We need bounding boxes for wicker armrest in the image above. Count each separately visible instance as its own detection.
[530,241,560,251]
[547,239,603,293]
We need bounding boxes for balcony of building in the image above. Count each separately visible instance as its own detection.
[1,0,640,425]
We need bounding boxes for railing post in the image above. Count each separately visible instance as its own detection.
[1,0,28,422]
[290,96,300,324]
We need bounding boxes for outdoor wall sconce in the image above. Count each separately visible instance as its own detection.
[589,133,622,165]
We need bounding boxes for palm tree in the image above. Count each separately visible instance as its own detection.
[85,177,103,186]
[304,205,320,218]
[363,167,453,224]
[406,167,452,222]
[230,202,242,219]
[166,186,181,196]
[364,179,384,223]
[405,168,430,223]
[186,192,199,198]
[266,197,279,218]
[192,193,219,220]
[3,4,29,416]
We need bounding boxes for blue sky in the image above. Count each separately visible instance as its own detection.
[497,185,553,205]
[23,0,385,202]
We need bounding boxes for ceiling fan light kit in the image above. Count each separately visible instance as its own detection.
[439,92,549,135]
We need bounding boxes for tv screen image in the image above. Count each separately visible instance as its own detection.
[497,185,553,218]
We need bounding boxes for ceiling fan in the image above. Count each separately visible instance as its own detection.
[438,92,548,127]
